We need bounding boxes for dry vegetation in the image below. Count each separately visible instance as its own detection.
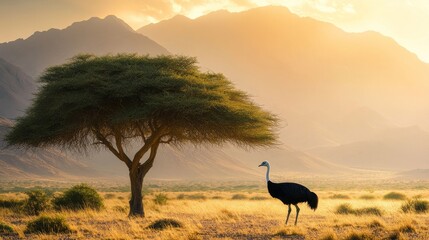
[0,182,428,239]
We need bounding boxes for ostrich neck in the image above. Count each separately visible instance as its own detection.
[266,164,271,182]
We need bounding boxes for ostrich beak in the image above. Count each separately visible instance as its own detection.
[258,163,263,167]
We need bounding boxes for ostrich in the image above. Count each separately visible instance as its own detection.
[259,161,318,225]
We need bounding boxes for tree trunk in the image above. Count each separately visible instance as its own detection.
[129,167,145,217]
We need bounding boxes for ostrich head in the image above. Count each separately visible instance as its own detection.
[258,161,269,167]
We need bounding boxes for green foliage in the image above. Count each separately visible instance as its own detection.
[401,198,428,213]
[153,194,168,205]
[335,203,382,216]
[0,222,15,234]
[147,219,183,230]
[231,194,248,200]
[383,192,406,200]
[23,190,49,215]
[7,54,278,151]
[24,215,72,234]
[52,184,103,211]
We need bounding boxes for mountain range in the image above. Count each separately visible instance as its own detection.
[1,6,429,180]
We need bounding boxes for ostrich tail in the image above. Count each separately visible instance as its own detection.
[307,191,318,210]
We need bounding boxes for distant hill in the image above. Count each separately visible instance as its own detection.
[309,126,429,171]
[0,58,35,118]
[139,6,429,148]
[395,169,429,180]
[0,15,169,78]
[0,117,95,180]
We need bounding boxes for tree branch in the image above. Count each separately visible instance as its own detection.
[114,130,132,168]
[131,127,165,170]
[92,128,132,168]
[140,139,160,176]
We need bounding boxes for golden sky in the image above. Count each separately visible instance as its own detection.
[1,0,428,62]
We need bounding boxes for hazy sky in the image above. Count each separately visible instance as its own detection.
[1,0,428,62]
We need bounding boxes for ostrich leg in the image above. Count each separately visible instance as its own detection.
[285,204,292,224]
[294,204,300,225]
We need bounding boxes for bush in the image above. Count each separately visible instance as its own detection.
[23,190,49,215]
[24,215,72,234]
[177,194,206,200]
[0,222,15,234]
[52,184,103,211]
[401,198,428,213]
[383,192,406,200]
[335,204,382,216]
[368,220,384,228]
[330,194,350,199]
[147,219,182,230]
[153,194,168,205]
[231,194,247,200]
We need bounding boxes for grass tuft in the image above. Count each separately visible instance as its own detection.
[401,198,429,213]
[398,224,416,233]
[153,193,168,205]
[386,231,405,240]
[147,219,183,230]
[24,215,72,234]
[177,194,206,200]
[249,196,269,200]
[335,203,382,216]
[368,219,384,228]
[0,222,15,235]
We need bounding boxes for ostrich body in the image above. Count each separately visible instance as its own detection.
[259,161,318,225]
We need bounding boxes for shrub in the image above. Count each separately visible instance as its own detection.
[0,222,15,234]
[211,196,223,200]
[52,184,103,211]
[153,194,168,205]
[231,194,247,200]
[401,198,429,213]
[147,219,182,230]
[177,194,206,200]
[383,192,406,200]
[330,194,350,199]
[335,204,382,216]
[25,215,72,234]
[23,190,49,215]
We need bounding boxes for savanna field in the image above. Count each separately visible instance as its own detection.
[0,180,428,240]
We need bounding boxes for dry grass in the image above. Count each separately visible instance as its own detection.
[0,188,428,239]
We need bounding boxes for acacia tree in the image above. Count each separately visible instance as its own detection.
[6,54,278,217]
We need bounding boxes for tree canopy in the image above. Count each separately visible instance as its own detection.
[7,54,278,151]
